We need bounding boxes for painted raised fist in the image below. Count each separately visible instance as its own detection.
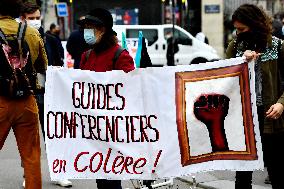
[193,94,230,152]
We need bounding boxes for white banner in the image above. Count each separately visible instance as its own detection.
[44,57,264,180]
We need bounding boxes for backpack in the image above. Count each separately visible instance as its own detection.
[84,46,126,69]
[0,21,36,99]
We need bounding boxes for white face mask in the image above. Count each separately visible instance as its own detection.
[27,20,41,30]
[84,29,96,45]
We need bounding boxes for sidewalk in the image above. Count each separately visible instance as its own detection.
[0,131,272,189]
[177,170,272,189]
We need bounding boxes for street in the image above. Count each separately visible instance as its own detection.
[0,130,192,189]
[0,0,282,188]
[0,129,272,189]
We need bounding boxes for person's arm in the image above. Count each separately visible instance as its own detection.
[266,41,284,119]
[30,34,48,92]
[115,50,135,73]
[277,41,284,105]
[226,40,260,61]
[34,35,48,73]
[54,37,64,64]
[52,37,64,66]
[66,32,76,57]
[225,40,235,59]
[79,51,88,70]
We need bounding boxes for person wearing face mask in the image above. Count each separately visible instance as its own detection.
[79,8,135,189]
[20,2,63,67]
[226,4,284,189]
[20,2,72,188]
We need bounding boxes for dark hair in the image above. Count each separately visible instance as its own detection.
[93,32,117,53]
[0,0,23,18]
[232,4,272,48]
[21,1,40,16]
[50,23,56,31]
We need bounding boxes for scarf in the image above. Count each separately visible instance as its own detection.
[235,36,281,106]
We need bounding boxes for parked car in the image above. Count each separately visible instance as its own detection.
[113,24,220,66]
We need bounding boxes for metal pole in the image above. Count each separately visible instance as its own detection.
[161,1,165,24]
[70,1,74,32]
[171,0,175,65]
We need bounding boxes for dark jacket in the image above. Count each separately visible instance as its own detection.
[67,29,89,69]
[226,36,284,134]
[166,37,179,66]
[45,32,64,66]
[46,31,64,66]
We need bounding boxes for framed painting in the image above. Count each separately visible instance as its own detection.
[176,63,257,166]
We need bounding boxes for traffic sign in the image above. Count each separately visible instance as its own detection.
[56,3,68,17]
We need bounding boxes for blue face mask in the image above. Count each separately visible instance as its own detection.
[84,29,96,45]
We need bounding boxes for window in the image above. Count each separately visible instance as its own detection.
[164,28,192,45]
[126,29,158,46]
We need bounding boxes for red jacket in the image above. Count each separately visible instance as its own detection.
[79,44,135,72]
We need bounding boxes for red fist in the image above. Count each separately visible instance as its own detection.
[194,94,230,152]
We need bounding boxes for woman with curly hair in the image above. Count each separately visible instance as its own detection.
[226,4,284,189]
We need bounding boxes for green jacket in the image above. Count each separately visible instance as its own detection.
[226,37,284,134]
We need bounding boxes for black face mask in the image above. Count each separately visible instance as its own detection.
[237,31,255,43]
[236,31,260,51]
[236,31,267,52]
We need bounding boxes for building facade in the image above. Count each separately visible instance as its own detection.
[73,0,162,27]
[42,0,284,57]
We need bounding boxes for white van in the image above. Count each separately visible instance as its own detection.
[113,24,220,66]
